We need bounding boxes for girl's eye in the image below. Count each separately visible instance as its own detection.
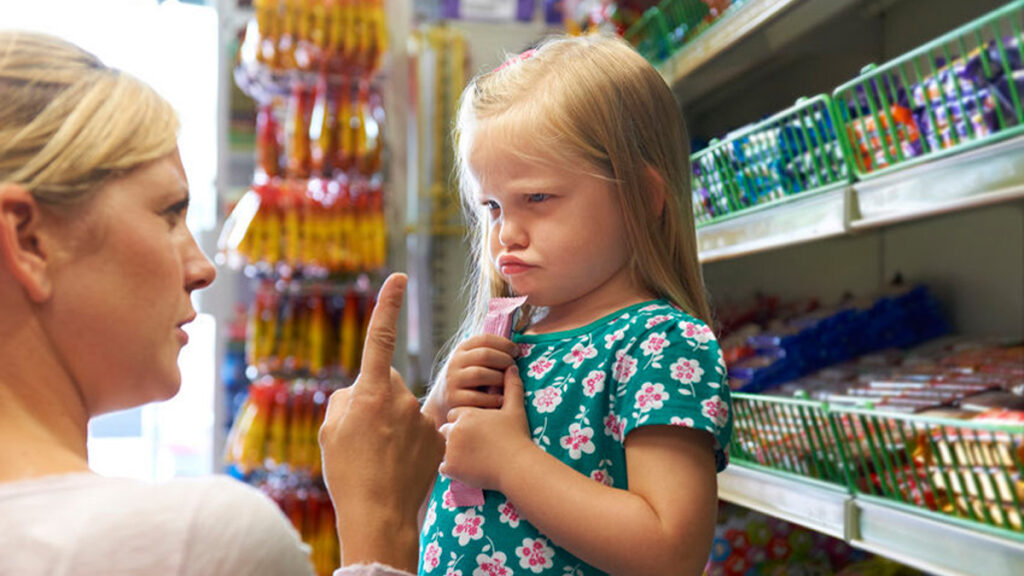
[526,193,550,203]
[483,199,501,217]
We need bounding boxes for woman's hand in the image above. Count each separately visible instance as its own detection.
[423,334,519,428]
[439,365,534,493]
[319,274,445,572]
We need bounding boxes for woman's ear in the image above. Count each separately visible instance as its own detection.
[0,184,53,303]
[645,165,667,219]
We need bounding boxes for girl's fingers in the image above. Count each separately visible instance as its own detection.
[453,348,517,371]
[450,389,505,410]
[457,334,520,358]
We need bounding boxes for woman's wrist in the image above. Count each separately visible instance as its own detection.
[338,513,420,573]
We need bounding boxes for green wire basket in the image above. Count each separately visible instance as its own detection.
[732,391,1024,539]
[691,95,853,226]
[833,1,1024,179]
[730,393,852,488]
[830,405,1024,539]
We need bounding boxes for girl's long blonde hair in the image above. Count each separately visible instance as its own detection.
[0,31,179,207]
[438,33,711,381]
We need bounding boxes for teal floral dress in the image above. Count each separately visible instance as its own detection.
[419,300,732,576]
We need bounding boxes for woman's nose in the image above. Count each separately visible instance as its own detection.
[183,234,216,292]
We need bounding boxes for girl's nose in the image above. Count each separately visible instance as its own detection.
[498,215,527,248]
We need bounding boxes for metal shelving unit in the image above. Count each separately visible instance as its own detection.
[655,0,860,104]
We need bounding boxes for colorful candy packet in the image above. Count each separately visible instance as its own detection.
[449,295,528,507]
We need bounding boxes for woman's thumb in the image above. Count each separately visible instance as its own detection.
[502,365,524,410]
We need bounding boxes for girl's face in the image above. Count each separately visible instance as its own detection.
[42,150,216,415]
[470,131,648,329]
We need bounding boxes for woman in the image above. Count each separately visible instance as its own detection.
[0,31,441,576]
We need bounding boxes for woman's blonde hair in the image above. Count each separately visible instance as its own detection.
[443,32,711,364]
[0,31,179,207]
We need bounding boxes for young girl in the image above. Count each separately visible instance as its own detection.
[420,34,732,576]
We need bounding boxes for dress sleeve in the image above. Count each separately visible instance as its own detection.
[612,316,733,471]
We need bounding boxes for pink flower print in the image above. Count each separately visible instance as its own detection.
[635,382,669,413]
[640,303,667,312]
[518,343,535,358]
[645,314,673,329]
[612,350,637,384]
[680,321,714,344]
[590,468,614,486]
[442,486,457,511]
[532,385,563,413]
[563,341,597,368]
[670,357,704,385]
[582,370,606,397]
[516,537,556,573]
[604,328,625,349]
[702,395,730,429]
[498,500,520,528]
[670,416,695,428]
[603,413,625,441]
[423,501,437,533]
[639,332,669,356]
[445,569,463,576]
[559,423,596,460]
[423,541,442,573]
[452,509,485,546]
[473,552,511,576]
[528,356,555,379]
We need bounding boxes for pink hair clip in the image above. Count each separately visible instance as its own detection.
[493,48,536,73]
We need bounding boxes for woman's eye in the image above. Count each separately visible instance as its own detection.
[163,199,190,227]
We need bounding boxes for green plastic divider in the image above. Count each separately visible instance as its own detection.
[692,95,853,226]
[832,1,1024,179]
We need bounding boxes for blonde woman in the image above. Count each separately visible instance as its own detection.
[422,34,733,575]
[0,31,441,576]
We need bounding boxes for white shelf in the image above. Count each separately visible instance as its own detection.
[696,134,1024,263]
[696,184,851,262]
[720,465,1024,576]
[718,465,850,539]
[657,0,859,104]
[851,134,1024,230]
[851,496,1024,576]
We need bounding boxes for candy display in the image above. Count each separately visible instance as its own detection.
[229,178,386,277]
[624,0,745,64]
[244,0,388,76]
[245,283,374,378]
[834,4,1024,175]
[220,5,391,574]
[722,284,947,394]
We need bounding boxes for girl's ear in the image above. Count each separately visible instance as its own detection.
[0,184,53,303]
[644,165,667,219]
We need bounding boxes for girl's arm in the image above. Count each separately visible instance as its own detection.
[442,367,719,576]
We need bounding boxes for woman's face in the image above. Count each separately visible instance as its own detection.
[42,150,216,416]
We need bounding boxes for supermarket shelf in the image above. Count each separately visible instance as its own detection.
[721,465,1024,576]
[850,134,1024,230]
[851,496,1024,576]
[658,0,858,104]
[718,465,850,540]
[696,184,851,263]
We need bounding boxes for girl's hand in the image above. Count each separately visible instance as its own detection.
[425,335,519,428]
[440,365,534,492]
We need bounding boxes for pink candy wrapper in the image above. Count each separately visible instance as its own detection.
[450,295,528,507]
